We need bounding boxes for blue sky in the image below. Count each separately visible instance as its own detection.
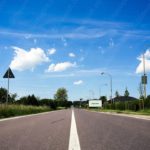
[0,0,150,100]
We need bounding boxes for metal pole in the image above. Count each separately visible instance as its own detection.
[99,84,107,99]
[143,54,146,99]
[110,75,112,104]
[101,73,113,104]
[99,87,101,98]
[142,54,146,110]
[6,70,10,104]
[107,74,112,104]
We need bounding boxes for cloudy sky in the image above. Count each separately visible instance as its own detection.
[0,0,150,100]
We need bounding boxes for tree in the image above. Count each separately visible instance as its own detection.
[28,94,39,106]
[99,96,107,104]
[0,87,16,103]
[147,95,150,100]
[115,91,120,98]
[124,88,129,97]
[0,87,7,103]
[17,94,39,106]
[54,88,68,101]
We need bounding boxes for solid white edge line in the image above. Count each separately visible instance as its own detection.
[68,109,81,150]
[0,109,64,122]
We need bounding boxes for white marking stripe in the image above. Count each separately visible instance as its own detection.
[68,109,81,150]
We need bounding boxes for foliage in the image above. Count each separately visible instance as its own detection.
[124,88,129,97]
[54,88,68,101]
[99,96,107,104]
[0,104,51,119]
[104,98,150,111]
[16,94,39,106]
[147,95,150,99]
[0,87,17,103]
[115,91,120,97]
[0,87,72,119]
[73,100,88,108]
[39,99,72,109]
[0,87,7,103]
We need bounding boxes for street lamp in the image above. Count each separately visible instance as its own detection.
[101,72,113,104]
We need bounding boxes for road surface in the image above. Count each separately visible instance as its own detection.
[0,109,150,150]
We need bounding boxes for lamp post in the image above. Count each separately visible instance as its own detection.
[101,72,113,104]
[142,54,147,99]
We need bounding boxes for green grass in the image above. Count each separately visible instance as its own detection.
[57,107,67,110]
[87,108,150,116]
[0,104,52,119]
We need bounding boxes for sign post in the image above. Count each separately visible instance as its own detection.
[3,68,15,104]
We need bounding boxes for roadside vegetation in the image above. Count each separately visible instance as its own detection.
[0,105,51,119]
[0,87,72,119]
[74,88,150,116]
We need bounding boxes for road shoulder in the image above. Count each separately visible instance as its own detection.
[87,109,150,121]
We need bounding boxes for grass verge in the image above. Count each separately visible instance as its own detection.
[87,108,150,116]
[0,104,52,119]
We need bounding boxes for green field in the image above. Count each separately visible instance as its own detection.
[0,104,52,119]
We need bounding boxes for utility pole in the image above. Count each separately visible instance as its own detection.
[141,53,147,110]
[143,54,147,99]
[7,69,10,104]
[101,72,113,104]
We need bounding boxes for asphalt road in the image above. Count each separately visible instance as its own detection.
[0,110,71,150]
[0,109,150,150]
[75,109,150,150]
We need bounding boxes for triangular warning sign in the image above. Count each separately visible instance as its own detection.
[3,68,15,78]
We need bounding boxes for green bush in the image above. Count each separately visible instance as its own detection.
[103,99,150,111]
[0,104,51,119]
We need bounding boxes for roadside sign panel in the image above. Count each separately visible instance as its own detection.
[3,68,15,78]
[89,100,102,108]
[141,75,147,84]
[3,67,15,104]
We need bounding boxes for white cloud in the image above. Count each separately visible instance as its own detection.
[10,47,50,71]
[136,49,150,74]
[46,62,76,72]
[69,52,76,57]
[73,80,83,85]
[144,49,150,58]
[48,48,56,55]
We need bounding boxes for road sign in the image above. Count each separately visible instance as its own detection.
[89,100,102,108]
[3,68,15,78]
[141,75,147,84]
[3,67,15,104]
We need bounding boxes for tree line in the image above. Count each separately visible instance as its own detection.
[0,87,72,109]
[73,87,150,111]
